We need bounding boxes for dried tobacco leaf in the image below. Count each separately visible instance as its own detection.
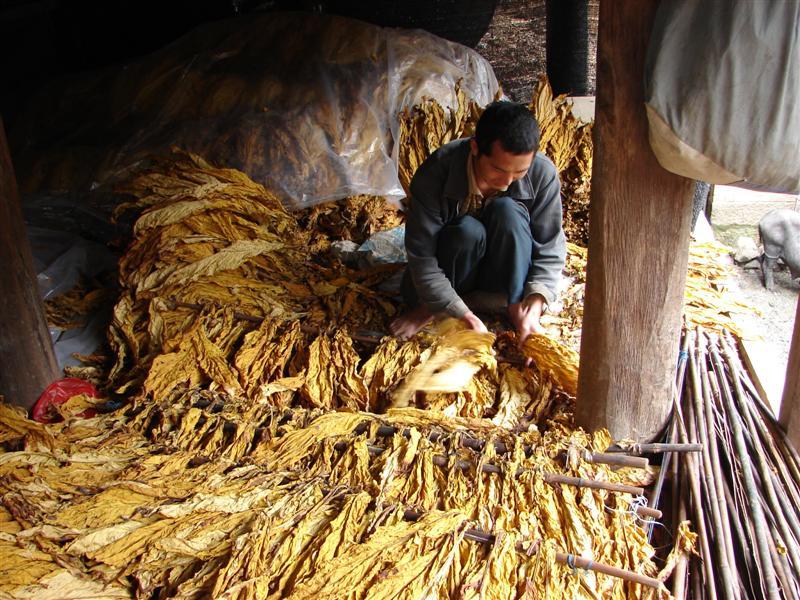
[521,334,579,397]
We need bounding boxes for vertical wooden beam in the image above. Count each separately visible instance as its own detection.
[575,1,694,441]
[779,298,800,449]
[0,117,59,409]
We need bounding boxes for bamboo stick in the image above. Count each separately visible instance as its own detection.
[766,519,797,600]
[351,441,646,495]
[698,333,739,593]
[647,416,677,541]
[738,365,800,486]
[691,562,703,600]
[751,402,800,519]
[648,332,689,541]
[720,337,800,578]
[722,459,759,598]
[671,469,689,600]
[370,423,649,469]
[690,330,737,600]
[708,335,781,600]
[674,388,718,600]
[728,337,800,518]
[634,505,662,520]
[605,442,701,454]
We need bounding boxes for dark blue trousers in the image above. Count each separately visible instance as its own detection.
[403,196,532,308]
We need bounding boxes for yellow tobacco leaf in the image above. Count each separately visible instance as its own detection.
[55,487,158,530]
[522,334,579,396]
[138,239,282,293]
[0,403,55,451]
[301,332,368,411]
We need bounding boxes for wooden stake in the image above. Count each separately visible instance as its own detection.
[0,117,59,409]
[576,0,695,441]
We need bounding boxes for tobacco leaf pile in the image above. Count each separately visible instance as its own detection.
[0,141,702,597]
[682,241,761,337]
[1,393,684,599]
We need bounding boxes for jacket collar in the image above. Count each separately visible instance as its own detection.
[442,138,535,202]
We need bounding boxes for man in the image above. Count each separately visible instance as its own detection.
[390,101,566,347]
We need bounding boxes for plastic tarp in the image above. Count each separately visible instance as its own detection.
[645,1,800,193]
[14,13,498,208]
[28,226,117,370]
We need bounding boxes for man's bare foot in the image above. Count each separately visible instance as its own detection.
[389,304,433,340]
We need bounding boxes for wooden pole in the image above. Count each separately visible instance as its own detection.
[546,0,590,96]
[0,117,59,409]
[780,297,800,449]
[575,0,694,441]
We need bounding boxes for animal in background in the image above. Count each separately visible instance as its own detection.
[758,208,800,289]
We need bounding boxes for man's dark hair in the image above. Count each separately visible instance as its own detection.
[474,101,541,156]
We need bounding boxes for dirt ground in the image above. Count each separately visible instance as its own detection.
[710,185,799,412]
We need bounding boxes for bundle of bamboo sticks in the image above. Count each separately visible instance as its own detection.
[671,328,800,599]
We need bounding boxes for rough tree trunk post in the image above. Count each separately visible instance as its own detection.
[545,0,590,96]
[779,298,800,449]
[0,117,59,409]
[575,1,695,441]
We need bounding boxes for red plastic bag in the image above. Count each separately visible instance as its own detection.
[32,378,100,423]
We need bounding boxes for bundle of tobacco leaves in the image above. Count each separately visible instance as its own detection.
[105,148,400,396]
[530,75,594,247]
[540,242,587,350]
[397,85,485,197]
[297,194,404,247]
[44,278,116,330]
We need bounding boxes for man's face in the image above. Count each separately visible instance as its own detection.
[470,139,534,193]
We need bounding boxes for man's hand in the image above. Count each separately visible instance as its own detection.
[461,310,489,333]
[508,294,546,360]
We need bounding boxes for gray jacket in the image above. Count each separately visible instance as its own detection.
[405,138,566,317]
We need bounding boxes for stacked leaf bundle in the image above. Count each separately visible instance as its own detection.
[397,85,485,197]
[669,329,800,600]
[530,76,594,247]
[1,396,690,598]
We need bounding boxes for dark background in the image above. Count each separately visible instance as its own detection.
[0,0,597,137]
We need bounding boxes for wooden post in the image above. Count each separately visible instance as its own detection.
[546,0,590,96]
[0,117,59,410]
[779,298,800,449]
[575,1,695,441]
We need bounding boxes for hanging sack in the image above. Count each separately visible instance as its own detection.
[645,1,800,193]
